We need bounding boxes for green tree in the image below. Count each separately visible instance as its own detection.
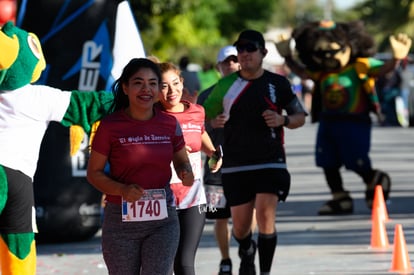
[351,0,414,51]
[127,0,364,64]
[129,0,278,63]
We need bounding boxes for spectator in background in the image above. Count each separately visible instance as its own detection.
[198,45,257,275]
[376,66,402,126]
[179,56,201,104]
[198,61,221,92]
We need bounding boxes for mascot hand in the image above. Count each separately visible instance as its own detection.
[70,125,85,156]
[275,34,293,58]
[390,33,412,60]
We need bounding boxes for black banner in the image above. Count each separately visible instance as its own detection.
[18,0,145,242]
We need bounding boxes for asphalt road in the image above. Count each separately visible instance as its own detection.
[36,120,414,275]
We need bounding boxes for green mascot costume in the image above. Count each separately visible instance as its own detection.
[0,21,112,274]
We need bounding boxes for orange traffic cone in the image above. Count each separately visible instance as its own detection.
[390,224,413,273]
[370,205,389,249]
[371,185,390,223]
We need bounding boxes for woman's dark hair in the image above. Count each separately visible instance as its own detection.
[110,58,162,112]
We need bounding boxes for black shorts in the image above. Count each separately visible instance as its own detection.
[222,168,290,207]
[0,166,34,233]
[206,206,231,219]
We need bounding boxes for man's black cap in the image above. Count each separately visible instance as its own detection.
[233,29,265,48]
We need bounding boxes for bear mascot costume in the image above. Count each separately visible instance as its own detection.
[276,20,411,215]
[0,21,112,274]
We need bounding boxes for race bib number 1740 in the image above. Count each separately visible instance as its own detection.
[122,189,168,222]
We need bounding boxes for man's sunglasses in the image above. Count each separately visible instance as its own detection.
[236,43,260,53]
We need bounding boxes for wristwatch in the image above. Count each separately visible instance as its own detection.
[283,115,290,127]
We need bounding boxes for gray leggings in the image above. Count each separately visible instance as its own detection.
[102,203,179,275]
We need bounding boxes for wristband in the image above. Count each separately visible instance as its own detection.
[283,115,290,127]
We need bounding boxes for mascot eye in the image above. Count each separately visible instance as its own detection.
[27,34,42,59]
[314,47,345,58]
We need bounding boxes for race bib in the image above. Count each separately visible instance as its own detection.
[170,152,202,183]
[122,189,168,222]
[205,184,226,209]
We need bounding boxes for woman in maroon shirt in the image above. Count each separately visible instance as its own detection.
[87,58,193,275]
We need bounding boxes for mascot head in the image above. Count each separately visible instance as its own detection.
[0,21,46,92]
[292,20,376,71]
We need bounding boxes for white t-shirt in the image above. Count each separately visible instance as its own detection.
[0,84,71,179]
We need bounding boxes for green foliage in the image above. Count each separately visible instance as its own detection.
[269,0,362,28]
[355,0,413,30]
[351,0,414,52]
[130,0,277,64]
[127,0,414,64]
